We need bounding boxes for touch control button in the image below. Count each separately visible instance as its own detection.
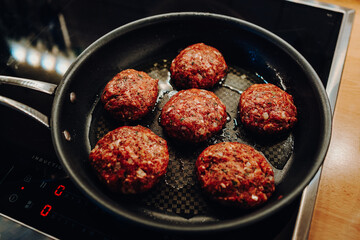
[23,174,32,183]
[9,193,18,203]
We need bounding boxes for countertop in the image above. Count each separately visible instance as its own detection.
[308,0,360,239]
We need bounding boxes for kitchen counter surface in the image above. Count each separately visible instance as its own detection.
[308,0,360,239]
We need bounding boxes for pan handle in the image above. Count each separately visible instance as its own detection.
[0,75,57,128]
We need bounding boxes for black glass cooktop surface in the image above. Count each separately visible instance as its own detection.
[0,0,351,239]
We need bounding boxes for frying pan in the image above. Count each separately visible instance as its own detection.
[0,12,331,233]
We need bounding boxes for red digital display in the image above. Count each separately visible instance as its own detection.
[40,204,52,217]
[54,185,65,196]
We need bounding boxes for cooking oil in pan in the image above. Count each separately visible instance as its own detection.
[88,58,296,219]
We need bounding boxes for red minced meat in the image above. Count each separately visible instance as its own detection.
[101,69,158,121]
[196,142,275,208]
[89,125,169,194]
[160,89,227,143]
[239,83,297,135]
[170,43,227,89]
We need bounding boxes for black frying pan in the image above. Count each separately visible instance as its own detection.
[0,13,331,233]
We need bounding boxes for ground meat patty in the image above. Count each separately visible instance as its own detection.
[89,125,169,194]
[170,43,227,89]
[196,142,275,208]
[101,69,158,121]
[160,89,227,143]
[239,83,297,135]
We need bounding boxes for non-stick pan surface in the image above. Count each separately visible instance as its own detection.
[51,13,331,232]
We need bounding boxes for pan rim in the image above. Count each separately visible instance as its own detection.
[51,12,332,232]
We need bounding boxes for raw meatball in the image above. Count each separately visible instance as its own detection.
[196,142,275,208]
[89,125,169,194]
[160,89,227,143]
[239,83,297,134]
[170,43,227,89]
[101,69,158,121]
